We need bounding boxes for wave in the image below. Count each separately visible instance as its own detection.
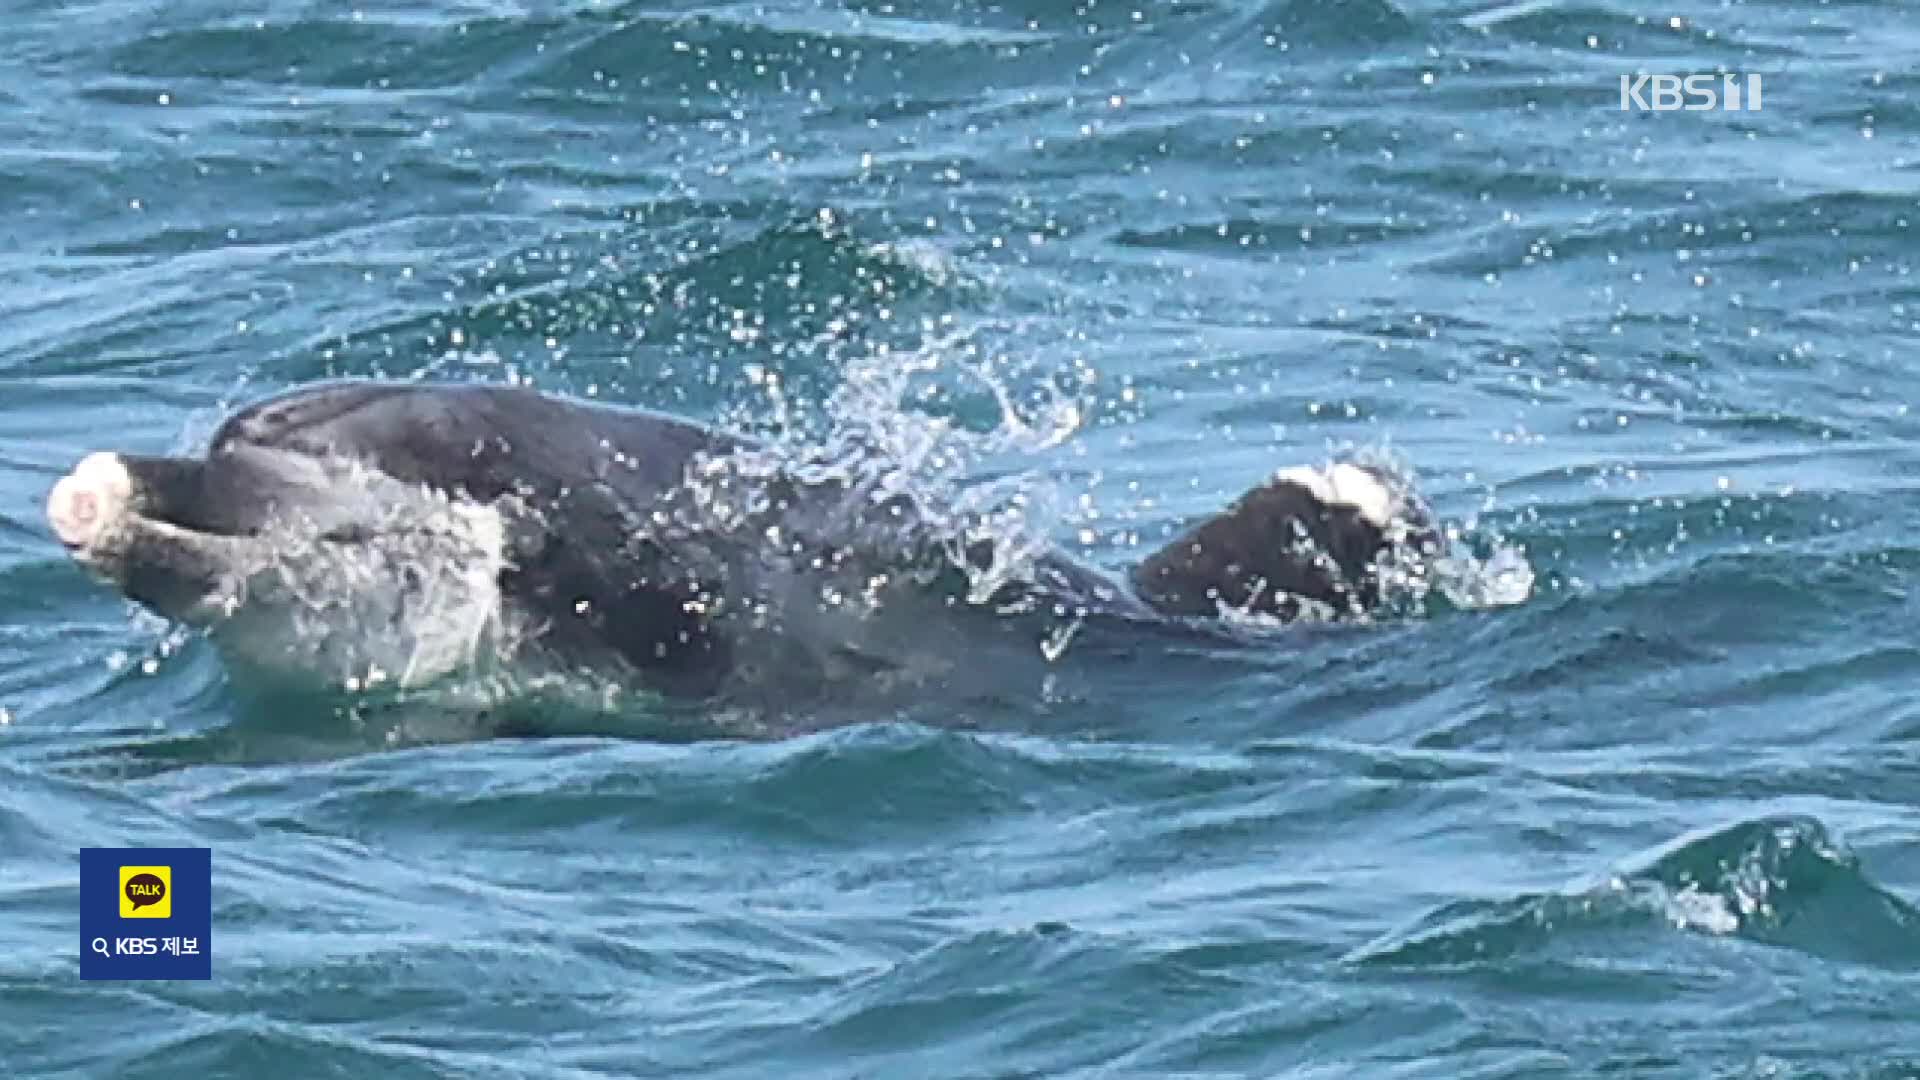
[1352,815,1920,970]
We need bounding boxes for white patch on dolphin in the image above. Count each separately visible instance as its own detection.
[48,452,135,555]
[1274,462,1396,528]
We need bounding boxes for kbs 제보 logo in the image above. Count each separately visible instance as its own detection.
[80,848,211,980]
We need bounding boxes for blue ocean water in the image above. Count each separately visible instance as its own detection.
[4,0,1920,1075]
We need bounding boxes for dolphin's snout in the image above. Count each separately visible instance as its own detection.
[48,452,133,552]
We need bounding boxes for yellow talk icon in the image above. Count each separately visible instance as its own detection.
[119,865,171,919]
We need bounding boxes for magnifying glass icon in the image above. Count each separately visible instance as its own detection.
[89,937,110,958]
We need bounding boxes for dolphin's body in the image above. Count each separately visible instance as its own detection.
[45,382,1435,716]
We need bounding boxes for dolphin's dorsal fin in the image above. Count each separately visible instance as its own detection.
[1129,464,1411,620]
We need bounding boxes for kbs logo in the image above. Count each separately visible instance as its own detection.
[119,865,171,918]
[1620,73,1762,112]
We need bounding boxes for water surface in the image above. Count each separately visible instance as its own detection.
[3,0,1918,1075]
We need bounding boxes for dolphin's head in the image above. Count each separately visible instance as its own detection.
[44,381,748,698]
[47,441,514,690]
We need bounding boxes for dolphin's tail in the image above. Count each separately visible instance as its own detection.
[1129,463,1439,621]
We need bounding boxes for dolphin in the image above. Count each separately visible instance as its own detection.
[45,381,1438,711]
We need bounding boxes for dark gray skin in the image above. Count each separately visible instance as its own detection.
[46,381,1435,707]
